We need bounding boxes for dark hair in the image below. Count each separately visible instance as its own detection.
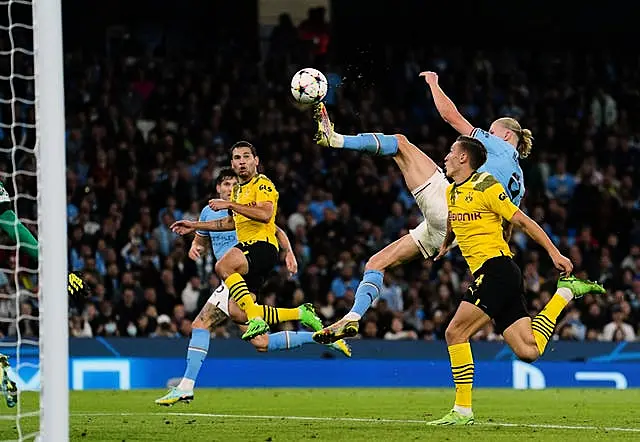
[229,140,257,157]
[215,168,237,186]
[456,135,487,170]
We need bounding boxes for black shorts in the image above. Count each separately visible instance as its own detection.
[236,240,279,293]
[462,256,529,334]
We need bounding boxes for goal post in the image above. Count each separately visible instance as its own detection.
[33,0,68,439]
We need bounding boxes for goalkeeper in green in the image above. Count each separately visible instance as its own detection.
[0,181,88,407]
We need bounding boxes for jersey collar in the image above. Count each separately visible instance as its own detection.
[239,174,259,187]
[453,171,477,189]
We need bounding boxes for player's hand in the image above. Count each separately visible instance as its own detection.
[419,71,439,86]
[171,220,196,235]
[551,252,573,275]
[68,271,90,303]
[208,199,231,211]
[188,245,205,261]
[433,243,449,261]
[284,251,298,278]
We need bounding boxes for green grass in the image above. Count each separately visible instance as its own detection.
[1,389,639,441]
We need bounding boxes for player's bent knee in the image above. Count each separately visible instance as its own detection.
[214,259,227,277]
[514,347,539,364]
[251,335,269,352]
[394,134,409,145]
[364,254,387,272]
[444,322,468,345]
[191,318,208,330]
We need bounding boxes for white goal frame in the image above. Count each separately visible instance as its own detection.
[33,0,68,440]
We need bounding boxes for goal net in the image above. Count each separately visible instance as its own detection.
[0,0,68,440]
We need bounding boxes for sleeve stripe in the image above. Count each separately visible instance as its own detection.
[471,128,479,138]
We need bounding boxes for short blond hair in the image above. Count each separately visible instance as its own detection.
[493,117,534,159]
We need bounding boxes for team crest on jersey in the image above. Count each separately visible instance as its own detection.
[465,192,474,203]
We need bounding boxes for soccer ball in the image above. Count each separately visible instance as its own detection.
[290,68,328,105]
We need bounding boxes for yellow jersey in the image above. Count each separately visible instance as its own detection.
[447,172,519,274]
[231,173,279,249]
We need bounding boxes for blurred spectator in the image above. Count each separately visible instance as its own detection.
[384,316,418,340]
[330,266,359,299]
[151,314,179,338]
[602,304,636,341]
[546,157,577,204]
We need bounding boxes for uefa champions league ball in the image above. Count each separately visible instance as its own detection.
[290,68,328,105]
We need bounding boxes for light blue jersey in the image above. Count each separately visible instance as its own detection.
[197,206,237,260]
[472,128,525,207]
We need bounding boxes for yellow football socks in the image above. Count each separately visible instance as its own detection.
[449,342,474,409]
[261,305,301,324]
[531,293,568,355]
[226,273,263,320]
[226,273,302,323]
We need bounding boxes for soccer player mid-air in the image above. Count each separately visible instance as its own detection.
[156,168,350,406]
[426,135,604,425]
[312,71,533,344]
[0,181,89,408]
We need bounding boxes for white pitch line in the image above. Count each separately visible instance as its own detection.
[72,412,640,433]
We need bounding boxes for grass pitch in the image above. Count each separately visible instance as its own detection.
[1,388,639,441]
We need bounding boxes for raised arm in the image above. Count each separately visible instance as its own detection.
[420,71,474,136]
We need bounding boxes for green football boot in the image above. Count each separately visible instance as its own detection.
[242,317,270,340]
[426,410,474,426]
[557,275,606,299]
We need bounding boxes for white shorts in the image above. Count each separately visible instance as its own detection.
[206,282,230,316]
[409,171,449,258]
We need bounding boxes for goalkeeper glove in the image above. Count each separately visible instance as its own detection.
[67,271,90,302]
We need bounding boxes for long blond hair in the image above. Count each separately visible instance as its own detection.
[493,117,534,159]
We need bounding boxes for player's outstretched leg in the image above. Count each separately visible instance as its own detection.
[531,276,605,356]
[224,272,323,340]
[0,353,17,408]
[252,302,323,339]
[313,103,398,155]
[250,331,352,357]
[156,294,351,405]
[503,275,606,364]
[313,104,440,191]
[313,234,421,344]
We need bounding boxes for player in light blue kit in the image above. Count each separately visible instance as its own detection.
[156,168,350,406]
[312,71,534,344]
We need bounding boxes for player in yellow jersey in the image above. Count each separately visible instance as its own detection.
[171,141,319,340]
[427,135,605,426]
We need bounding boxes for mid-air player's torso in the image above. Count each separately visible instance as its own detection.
[472,128,525,207]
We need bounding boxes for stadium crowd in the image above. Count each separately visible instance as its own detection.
[1,12,639,344]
